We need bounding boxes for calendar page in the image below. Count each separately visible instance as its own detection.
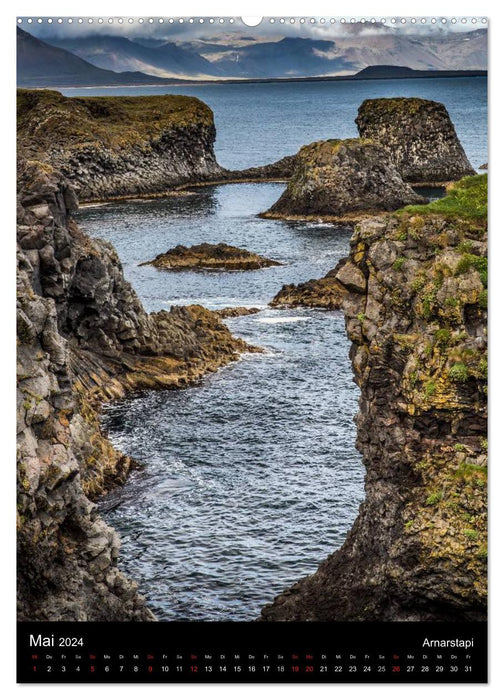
[16,14,488,684]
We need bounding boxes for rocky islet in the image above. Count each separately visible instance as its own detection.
[140,242,281,271]
[263,138,426,221]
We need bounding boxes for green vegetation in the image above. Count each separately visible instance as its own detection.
[449,362,469,382]
[477,546,488,559]
[420,290,436,320]
[455,461,487,479]
[424,381,437,398]
[393,256,407,271]
[410,273,426,292]
[455,253,488,286]
[402,174,487,220]
[425,491,443,506]
[434,328,451,346]
[456,240,473,254]
[360,97,428,117]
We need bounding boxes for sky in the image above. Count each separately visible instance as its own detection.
[17,16,488,43]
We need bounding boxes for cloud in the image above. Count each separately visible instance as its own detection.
[18,16,487,43]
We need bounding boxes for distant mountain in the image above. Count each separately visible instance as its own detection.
[353,65,486,80]
[204,36,355,77]
[48,34,224,79]
[184,27,487,77]
[354,65,419,79]
[16,28,186,87]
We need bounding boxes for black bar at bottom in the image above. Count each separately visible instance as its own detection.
[17,620,487,683]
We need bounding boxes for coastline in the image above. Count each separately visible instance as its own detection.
[20,70,487,91]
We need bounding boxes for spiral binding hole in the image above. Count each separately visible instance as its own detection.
[16,16,488,27]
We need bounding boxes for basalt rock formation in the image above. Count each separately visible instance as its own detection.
[17,160,252,621]
[356,98,476,184]
[270,259,349,310]
[263,139,425,221]
[140,243,281,271]
[261,175,487,621]
[17,89,224,201]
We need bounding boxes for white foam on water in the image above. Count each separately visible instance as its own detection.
[256,316,308,324]
[79,202,112,209]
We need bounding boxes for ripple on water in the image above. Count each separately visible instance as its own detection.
[99,307,365,621]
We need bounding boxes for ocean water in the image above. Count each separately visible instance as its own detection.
[73,78,487,620]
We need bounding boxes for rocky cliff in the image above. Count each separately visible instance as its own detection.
[17,90,224,201]
[261,175,487,621]
[17,160,251,620]
[356,98,476,184]
[263,138,425,221]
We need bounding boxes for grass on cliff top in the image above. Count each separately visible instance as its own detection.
[358,97,439,117]
[402,175,487,220]
[17,89,214,152]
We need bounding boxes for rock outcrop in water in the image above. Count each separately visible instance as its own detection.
[262,139,425,221]
[261,175,487,621]
[223,154,298,183]
[17,89,224,201]
[140,243,281,271]
[270,259,349,310]
[17,159,253,621]
[217,307,261,319]
[356,98,476,184]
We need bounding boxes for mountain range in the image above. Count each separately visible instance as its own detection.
[17,25,487,87]
[17,27,184,87]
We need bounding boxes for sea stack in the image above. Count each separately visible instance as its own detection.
[263,138,425,220]
[356,97,476,184]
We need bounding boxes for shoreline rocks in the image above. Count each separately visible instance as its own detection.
[356,98,475,184]
[263,138,426,220]
[261,176,487,622]
[270,260,348,310]
[140,243,281,271]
